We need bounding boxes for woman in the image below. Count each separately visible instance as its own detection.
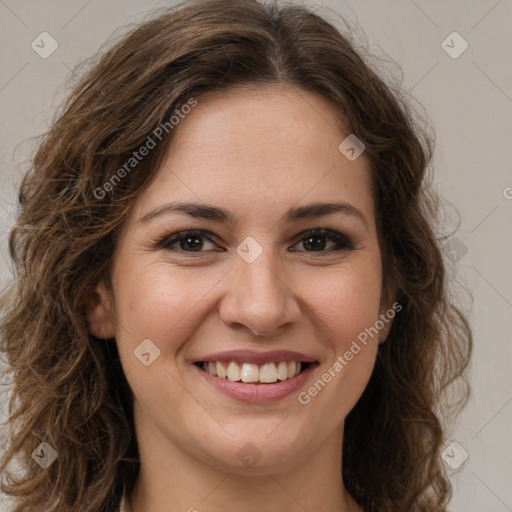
[0,0,472,511]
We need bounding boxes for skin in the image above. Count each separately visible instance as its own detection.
[87,85,396,512]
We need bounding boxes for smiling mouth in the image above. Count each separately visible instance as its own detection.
[194,360,313,384]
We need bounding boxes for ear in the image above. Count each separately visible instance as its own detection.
[85,279,116,339]
[377,266,399,344]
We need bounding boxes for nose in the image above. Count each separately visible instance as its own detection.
[218,249,302,338]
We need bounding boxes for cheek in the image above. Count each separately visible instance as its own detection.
[299,258,383,343]
[295,260,382,409]
[108,263,215,407]
[111,260,224,353]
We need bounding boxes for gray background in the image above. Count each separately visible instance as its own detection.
[0,1,511,511]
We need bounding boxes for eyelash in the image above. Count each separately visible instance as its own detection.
[156,228,355,255]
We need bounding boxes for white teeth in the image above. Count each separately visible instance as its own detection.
[216,361,227,379]
[276,361,288,380]
[208,361,217,376]
[240,363,259,383]
[259,363,278,383]
[201,360,306,383]
[227,361,241,381]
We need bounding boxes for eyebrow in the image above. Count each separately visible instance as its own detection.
[139,200,369,230]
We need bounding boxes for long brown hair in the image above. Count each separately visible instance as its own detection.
[0,0,472,510]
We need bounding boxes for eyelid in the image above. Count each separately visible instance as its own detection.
[291,227,354,251]
[155,229,219,251]
[156,227,355,254]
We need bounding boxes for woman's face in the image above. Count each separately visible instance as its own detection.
[88,85,395,474]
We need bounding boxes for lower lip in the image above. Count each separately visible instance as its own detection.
[194,363,316,403]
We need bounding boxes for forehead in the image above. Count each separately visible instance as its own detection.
[129,85,375,229]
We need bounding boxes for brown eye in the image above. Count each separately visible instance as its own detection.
[158,230,218,253]
[292,228,354,253]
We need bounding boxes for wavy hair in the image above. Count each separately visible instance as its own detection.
[0,0,472,510]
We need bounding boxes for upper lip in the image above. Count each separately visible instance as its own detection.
[191,349,317,366]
